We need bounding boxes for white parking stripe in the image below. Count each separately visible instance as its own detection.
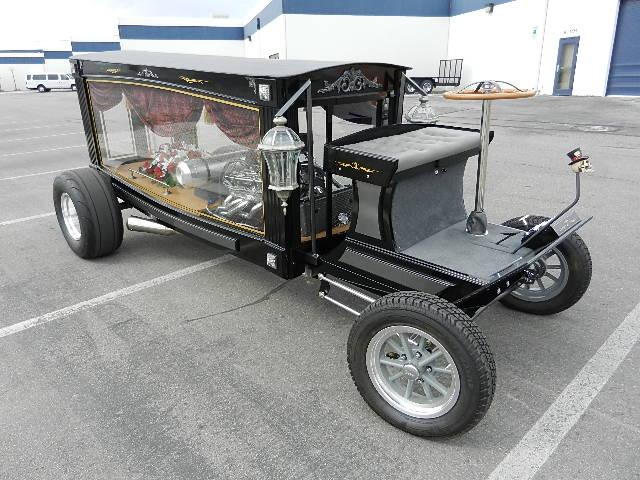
[487,301,640,480]
[0,166,84,181]
[0,255,236,339]
[1,122,77,132]
[0,145,84,157]
[0,212,56,226]
[2,132,82,143]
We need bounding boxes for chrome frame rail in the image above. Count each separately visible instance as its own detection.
[317,273,377,316]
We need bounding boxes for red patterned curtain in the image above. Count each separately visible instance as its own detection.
[205,102,260,148]
[88,82,123,112]
[123,85,203,138]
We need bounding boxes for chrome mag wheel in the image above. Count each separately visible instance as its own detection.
[366,325,460,419]
[60,192,81,240]
[512,248,569,302]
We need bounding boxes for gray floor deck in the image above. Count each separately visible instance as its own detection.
[401,220,534,281]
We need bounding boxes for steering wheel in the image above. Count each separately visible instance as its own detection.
[444,80,536,100]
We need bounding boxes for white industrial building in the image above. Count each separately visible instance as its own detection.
[0,41,121,90]
[3,0,639,95]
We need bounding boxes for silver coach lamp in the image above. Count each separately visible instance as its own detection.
[258,115,305,215]
[405,95,439,124]
[402,73,438,124]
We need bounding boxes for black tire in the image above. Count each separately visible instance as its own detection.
[421,79,435,94]
[37,85,47,93]
[348,291,496,437]
[71,84,77,91]
[500,215,592,315]
[405,82,416,94]
[53,168,123,259]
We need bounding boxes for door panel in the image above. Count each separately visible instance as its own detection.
[553,37,580,96]
[607,0,640,95]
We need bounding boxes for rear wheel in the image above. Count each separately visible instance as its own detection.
[71,84,77,91]
[53,168,123,258]
[421,79,435,94]
[348,291,495,437]
[37,84,47,93]
[501,215,592,315]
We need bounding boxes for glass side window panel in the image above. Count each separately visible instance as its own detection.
[557,44,576,90]
[88,81,263,233]
[47,74,59,80]
[33,74,46,80]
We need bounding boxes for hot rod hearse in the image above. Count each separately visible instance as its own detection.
[54,51,592,436]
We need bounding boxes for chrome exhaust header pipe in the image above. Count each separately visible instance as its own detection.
[126,216,176,236]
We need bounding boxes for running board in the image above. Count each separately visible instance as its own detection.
[317,273,377,316]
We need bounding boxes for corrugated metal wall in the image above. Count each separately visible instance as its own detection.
[607,0,640,95]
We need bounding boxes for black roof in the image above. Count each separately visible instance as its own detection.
[71,50,409,78]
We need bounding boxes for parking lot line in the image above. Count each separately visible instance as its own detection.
[0,212,56,226]
[0,254,236,339]
[0,166,84,182]
[2,132,83,143]
[0,122,78,133]
[487,300,640,480]
[0,145,84,157]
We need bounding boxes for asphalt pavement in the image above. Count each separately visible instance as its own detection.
[0,89,639,480]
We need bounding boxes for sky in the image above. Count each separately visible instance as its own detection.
[0,0,260,48]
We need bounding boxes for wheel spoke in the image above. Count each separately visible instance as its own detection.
[422,375,449,396]
[417,349,443,368]
[420,381,433,400]
[431,366,452,375]
[535,278,545,290]
[398,333,412,357]
[417,336,426,351]
[380,358,404,368]
[544,272,559,282]
[388,371,404,382]
[387,339,404,354]
[546,264,561,270]
[404,379,415,399]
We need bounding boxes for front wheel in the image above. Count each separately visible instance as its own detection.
[501,215,592,315]
[53,168,123,258]
[348,292,496,437]
[37,85,47,93]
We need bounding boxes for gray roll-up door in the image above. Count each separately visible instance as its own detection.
[607,0,640,95]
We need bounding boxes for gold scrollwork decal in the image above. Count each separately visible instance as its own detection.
[336,161,379,174]
[179,76,208,85]
[105,68,120,74]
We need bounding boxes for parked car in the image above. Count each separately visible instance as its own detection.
[25,73,76,92]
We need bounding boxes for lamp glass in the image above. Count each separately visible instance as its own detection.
[405,95,438,124]
[258,116,304,214]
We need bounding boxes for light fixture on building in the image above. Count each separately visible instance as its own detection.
[485,2,495,14]
[405,95,438,124]
[258,116,304,214]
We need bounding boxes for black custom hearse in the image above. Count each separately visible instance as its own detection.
[55,51,593,436]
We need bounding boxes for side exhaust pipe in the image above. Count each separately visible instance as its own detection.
[126,216,176,236]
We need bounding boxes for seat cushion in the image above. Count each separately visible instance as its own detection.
[346,126,480,172]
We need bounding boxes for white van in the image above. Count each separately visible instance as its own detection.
[25,73,76,92]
